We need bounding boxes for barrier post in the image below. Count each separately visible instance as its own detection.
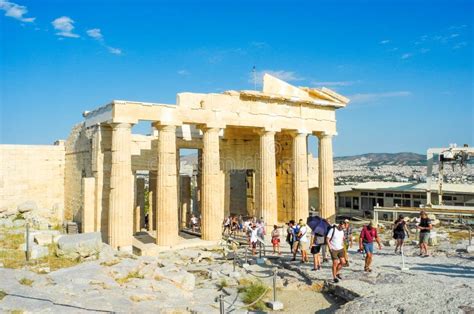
[25,222,31,262]
[219,295,225,314]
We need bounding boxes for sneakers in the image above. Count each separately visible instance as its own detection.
[336,274,342,280]
[333,278,339,283]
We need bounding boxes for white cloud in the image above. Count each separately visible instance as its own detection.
[401,53,413,59]
[107,46,122,55]
[453,42,467,50]
[420,48,430,54]
[177,69,190,76]
[380,39,391,44]
[349,91,412,104]
[250,41,269,49]
[52,16,79,38]
[250,70,304,85]
[86,28,103,40]
[312,81,357,87]
[0,0,35,22]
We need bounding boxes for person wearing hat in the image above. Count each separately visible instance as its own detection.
[342,219,353,266]
[359,221,382,272]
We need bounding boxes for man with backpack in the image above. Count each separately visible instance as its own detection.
[359,221,382,272]
[326,222,346,283]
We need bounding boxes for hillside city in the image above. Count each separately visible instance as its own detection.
[333,155,474,185]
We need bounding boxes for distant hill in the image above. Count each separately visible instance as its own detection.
[335,152,426,166]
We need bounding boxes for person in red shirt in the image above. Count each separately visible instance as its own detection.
[359,221,382,272]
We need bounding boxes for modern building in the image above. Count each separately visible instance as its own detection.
[310,182,474,219]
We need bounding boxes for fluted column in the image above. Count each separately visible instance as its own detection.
[257,129,278,229]
[318,132,335,221]
[292,132,309,222]
[108,123,133,251]
[155,124,179,246]
[201,127,223,241]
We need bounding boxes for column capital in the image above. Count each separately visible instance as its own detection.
[109,122,133,129]
[315,131,337,139]
[152,122,181,129]
[254,128,278,136]
[287,130,310,138]
[196,124,224,132]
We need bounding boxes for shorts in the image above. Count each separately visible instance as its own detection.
[271,238,280,245]
[311,244,322,255]
[420,232,430,244]
[330,249,344,260]
[298,241,308,250]
[393,231,405,240]
[363,242,374,254]
[251,241,257,248]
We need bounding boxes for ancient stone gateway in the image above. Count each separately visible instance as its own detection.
[74,74,349,250]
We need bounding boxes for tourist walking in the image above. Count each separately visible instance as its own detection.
[286,220,296,255]
[297,221,309,263]
[326,222,346,283]
[343,219,353,266]
[393,214,410,254]
[222,216,231,235]
[359,221,382,272]
[310,232,325,271]
[190,214,199,232]
[250,224,259,255]
[291,220,301,261]
[271,225,281,255]
[418,211,432,257]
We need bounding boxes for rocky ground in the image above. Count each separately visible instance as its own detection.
[1,212,473,313]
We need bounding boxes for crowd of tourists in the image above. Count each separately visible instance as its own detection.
[190,209,433,284]
[289,210,433,283]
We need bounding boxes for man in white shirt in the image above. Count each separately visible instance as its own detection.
[250,224,259,255]
[326,222,346,283]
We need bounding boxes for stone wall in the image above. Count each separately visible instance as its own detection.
[64,123,93,223]
[0,143,65,216]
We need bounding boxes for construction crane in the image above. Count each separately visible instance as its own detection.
[426,144,474,206]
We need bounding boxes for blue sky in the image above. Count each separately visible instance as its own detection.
[1,0,472,157]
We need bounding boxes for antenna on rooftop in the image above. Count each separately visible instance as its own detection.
[252,65,257,91]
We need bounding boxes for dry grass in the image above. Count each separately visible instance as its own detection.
[19,278,34,287]
[116,270,144,285]
[0,290,6,300]
[100,259,120,267]
[0,231,24,250]
[0,231,79,271]
[238,280,269,311]
[448,230,471,243]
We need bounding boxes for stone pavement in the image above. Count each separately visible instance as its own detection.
[272,239,474,313]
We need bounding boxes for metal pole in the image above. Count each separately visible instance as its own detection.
[273,269,277,302]
[233,249,236,272]
[25,222,30,262]
[219,294,225,314]
[259,242,262,259]
[469,226,472,246]
[244,247,248,264]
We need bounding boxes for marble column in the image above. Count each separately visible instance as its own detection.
[257,129,278,229]
[155,124,179,246]
[292,132,309,222]
[108,123,133,251]
[201,127,223,241]
[318,132,336,221]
